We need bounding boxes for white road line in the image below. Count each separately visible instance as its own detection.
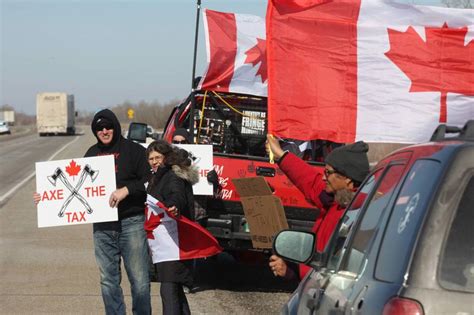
[0,135,81,205]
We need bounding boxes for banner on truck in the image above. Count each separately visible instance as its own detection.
[35,155,117,228]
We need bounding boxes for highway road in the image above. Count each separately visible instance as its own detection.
[0,129,80,205]
[0,127,295,314]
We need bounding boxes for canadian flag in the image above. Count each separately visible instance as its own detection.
[198,9,267,97]
[144,194,222,263]
[267,0,473,143]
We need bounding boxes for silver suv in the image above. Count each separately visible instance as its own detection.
[274,120,474,314]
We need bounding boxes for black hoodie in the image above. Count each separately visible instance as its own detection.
[85,109,147,223]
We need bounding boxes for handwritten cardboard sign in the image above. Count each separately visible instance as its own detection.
[35,155,117,228]
[232,177,288,249]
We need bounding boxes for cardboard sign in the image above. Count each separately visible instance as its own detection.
[232,177,288,249]
[35,155,117,228]
[174,144,213,195]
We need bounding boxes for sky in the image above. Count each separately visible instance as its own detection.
[1,0,449,115]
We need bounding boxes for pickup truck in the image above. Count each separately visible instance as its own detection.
[161,90,325,252]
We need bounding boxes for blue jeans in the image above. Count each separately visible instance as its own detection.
[93,215,151,315]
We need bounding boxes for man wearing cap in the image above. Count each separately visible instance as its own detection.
[266,135,370,280]
[85,109,151,314]
[172,128,192,144]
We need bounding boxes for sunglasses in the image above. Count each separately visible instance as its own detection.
[95,123,114,132]
[172,140,188,144]
[324,169,338,177]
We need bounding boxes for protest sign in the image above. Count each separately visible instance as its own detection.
[35,155,117,228]
[175,144,213,195]
[232,177,288,249]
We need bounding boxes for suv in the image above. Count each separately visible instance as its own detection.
[162,90,325,252]
[274,120,474,314]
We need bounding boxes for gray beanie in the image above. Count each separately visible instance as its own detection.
[325,141,370,184]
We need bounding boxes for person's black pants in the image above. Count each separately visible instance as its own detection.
[160,282,190,315]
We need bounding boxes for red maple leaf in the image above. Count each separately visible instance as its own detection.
[385,23,474,123]
[144,208,164,240]
[244,38,268,83]
[65,160,81,178]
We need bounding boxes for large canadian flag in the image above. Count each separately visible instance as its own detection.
[198,9,267,97]
[267,0,473,143]
[144,194,222,263]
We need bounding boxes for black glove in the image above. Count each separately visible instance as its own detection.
[207,169,219,193]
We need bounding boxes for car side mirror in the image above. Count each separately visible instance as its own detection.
[272,230,316,264]
[128,122,148,143]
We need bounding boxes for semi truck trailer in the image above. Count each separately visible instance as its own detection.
[0,110,15,125]
[36,92,76,136]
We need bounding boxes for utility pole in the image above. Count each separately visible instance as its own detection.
[189,0,202,143]
[191,0,202,90]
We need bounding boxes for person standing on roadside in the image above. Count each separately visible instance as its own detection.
[34,108,151,315]
[170,127,218,222]
[172,128,193,144]
[87,109,151,314]
[266,135,370,280]
[145,140,199,315]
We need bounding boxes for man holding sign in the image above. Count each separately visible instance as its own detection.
[85,109,151,314]
[35,109,151,314]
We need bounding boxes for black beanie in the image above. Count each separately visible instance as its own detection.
[325,141,370,184]
[172,128,192,143]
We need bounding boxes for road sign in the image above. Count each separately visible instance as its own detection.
[127,108,134,119]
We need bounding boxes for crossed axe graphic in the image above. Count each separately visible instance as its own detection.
[47,164,99,218]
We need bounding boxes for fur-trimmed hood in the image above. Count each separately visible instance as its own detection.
[172,164,200,185]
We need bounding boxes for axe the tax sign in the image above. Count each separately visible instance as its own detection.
[35,155,117,228]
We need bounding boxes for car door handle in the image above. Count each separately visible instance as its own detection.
[307,288,324,311]
[256,166,275,177]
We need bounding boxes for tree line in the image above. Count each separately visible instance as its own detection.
[2,99,181,130]
[76,99,181,130]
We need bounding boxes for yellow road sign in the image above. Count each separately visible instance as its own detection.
[127,108,134,119]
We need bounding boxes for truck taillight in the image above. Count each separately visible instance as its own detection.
[382,297,424,315]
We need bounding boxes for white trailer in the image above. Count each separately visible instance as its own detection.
[36,92,76,136]
[0,110,15,125]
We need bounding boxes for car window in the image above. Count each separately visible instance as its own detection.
[339,164,406,275]
[326,169,382,270]
[439,175,474,293]
[376,159,442,282]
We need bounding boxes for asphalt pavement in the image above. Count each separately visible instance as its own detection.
[0,129,293,314]
[0,131,163,314]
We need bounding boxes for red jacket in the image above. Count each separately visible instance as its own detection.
[279,152,346,279]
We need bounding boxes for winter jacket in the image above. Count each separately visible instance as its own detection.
[146,163,199,284]
[84,109,148,226]
[278,152,345,279]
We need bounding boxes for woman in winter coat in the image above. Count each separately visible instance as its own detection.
[145,140,199,315]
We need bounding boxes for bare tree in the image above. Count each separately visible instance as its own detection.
[442,0,472,8]
[111,99,180,130]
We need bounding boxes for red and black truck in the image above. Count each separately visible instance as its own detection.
[161,90,326,252]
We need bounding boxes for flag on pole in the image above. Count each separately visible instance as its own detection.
[145,194,222,263]
[198,9,267,97]
[267,0,473,143]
